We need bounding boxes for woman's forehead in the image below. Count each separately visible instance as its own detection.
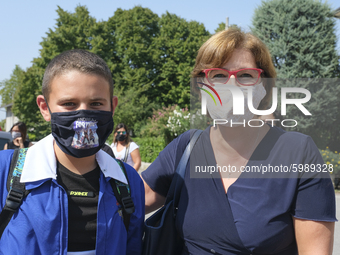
[222,49,257,70]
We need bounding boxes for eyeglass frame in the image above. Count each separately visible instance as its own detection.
[201,68,264,86]
[116,131,127,135]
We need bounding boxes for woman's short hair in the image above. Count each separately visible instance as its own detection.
[113,123,131,144]
[10,122,27,140]
[192,28,276,110]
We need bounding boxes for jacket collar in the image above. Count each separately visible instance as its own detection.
[20,134,127,185]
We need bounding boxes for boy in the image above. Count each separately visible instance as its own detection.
[0,49,144,254]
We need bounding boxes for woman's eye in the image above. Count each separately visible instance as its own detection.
[239,73,254,78]
[212,73,227,78]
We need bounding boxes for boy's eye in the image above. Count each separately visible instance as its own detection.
[91,102,102,106]
[63,102,75,106]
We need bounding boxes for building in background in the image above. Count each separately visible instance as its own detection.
[2,103,18,132]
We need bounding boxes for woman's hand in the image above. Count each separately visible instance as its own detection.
[15,137,25,148]
[293,217,334,255]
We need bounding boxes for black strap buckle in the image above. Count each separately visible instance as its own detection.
[121,196,135,214]
[5,188,24,211]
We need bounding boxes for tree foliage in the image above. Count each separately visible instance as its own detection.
[252,0,340,150]
[13,5,210,140]
[0,65,24,106]
[253,0,339,78]
[13,6,103,139]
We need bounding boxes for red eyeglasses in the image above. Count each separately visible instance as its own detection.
[201,68,263,86]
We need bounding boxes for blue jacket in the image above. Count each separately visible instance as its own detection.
[0,135,145,255]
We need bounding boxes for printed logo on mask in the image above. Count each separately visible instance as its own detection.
[71,119,99,149]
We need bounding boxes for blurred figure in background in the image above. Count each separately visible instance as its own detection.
[4,122,33,149]
[111,123,141,171]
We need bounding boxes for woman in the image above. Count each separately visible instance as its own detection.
[258,110,285,130]
[4,122,33,149]
[111,123,141,171]
[142,29,336,254]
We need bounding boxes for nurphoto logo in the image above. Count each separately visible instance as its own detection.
[198,82,312,128]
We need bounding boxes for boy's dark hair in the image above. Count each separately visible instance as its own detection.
[42,49,113,102]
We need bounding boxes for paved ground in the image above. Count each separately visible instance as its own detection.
[334,192,340,254]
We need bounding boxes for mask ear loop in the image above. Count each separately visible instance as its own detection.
[44,97,53,115]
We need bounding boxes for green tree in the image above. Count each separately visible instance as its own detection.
[34,5,102,69]
[215,22,226,33]
[214,23,240,33]
[106,7,209,131]
[0,119,6,131]
[13,65,48,139]
[0,65,24,106]
[13,6,106,140]
[13,5,211,139]
[252,0,340,150]
[151,12,209,107]
[106,7,160,131]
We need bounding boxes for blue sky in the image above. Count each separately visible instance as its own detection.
[0,0,339,119]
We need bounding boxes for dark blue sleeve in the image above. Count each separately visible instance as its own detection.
[0,150,14,209]
[141,130,191,197]
[124,163,145,255]
[291,136,337,221]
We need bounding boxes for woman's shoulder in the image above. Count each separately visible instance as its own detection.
[265,127,322,165]
[268,126,314,146]
[129,141,139,147]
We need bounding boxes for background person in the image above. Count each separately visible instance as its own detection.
[4,122,33,149]
[111,123,141,171]
[142,28,336,255]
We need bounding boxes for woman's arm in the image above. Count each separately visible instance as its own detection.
[130,148,141,171]
[142,177,166,214]
[3,143,8,150]
[293,217,334,255]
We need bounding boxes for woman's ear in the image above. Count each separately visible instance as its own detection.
[37,95,51,121]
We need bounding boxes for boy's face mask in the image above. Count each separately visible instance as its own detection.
[50,110,114,158]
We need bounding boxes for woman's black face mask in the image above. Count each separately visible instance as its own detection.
[116,134,126,141]
[50,110,114,158]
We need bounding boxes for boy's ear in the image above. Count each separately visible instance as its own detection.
[111,96,118,116]
[37,95,51,121]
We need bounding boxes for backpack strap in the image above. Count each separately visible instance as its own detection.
[123,143,130,163]
[109,159,135,232]
[0,148,30,239]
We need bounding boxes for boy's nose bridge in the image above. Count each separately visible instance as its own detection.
[78,103,90,110]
